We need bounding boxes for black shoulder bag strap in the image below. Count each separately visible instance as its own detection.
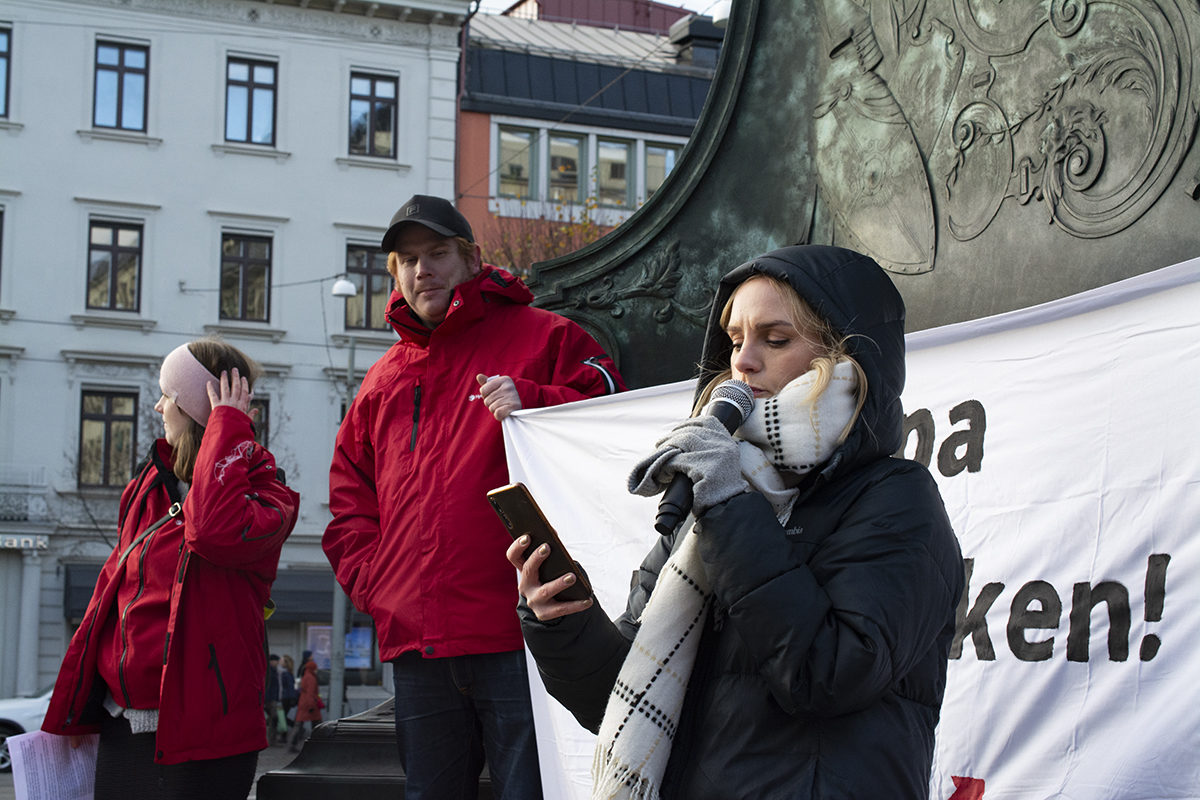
[114,502,182,571]
[149,445,183,505]
[114,446,184,570]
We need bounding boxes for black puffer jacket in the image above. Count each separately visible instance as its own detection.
[519,246,964,799]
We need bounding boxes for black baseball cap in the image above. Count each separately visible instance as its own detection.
[381,194,475,251]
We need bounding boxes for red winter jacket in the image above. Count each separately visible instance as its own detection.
[43,406,299,764]
[294,661,322,723]
[324,265,624,661]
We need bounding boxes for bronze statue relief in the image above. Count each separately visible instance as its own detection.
[531,0,1200,387]
[816,0,1197,273]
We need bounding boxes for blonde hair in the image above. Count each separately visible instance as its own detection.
[385,235,477,283]
[695,275,868,443]
[170,337,260,482]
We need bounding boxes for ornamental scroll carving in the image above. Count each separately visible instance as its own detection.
[573,241,714,326]
[815,0,1198,274]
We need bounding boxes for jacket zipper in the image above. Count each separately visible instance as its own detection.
[64,603,104,725]
[64,456,178,726]
[65,472,170,725]
[208,643,229,715]
[409,382,422,451]
[175,547,190,584]
[164,541,190,665]
[117,520,167,707]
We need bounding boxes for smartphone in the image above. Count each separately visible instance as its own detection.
[487,482,593,602]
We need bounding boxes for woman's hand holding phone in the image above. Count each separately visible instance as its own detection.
[489,482,595,619]
[506,535,594,621]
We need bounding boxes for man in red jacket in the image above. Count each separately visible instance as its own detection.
[323,195,624,799]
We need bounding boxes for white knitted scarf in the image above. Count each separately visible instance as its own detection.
[592,361,858,800]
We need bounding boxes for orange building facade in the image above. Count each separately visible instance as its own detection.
[455,11,720,275]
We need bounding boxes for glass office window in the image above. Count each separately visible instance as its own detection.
[597,138,633,208]
[646,143,681,196]
[548,134,585,205]
[498,126,536,199]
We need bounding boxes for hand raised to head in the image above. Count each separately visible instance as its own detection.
[206,367,258,421]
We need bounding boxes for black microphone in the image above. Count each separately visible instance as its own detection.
[654,379,755,534]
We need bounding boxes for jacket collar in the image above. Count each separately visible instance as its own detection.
[386,264,533,346]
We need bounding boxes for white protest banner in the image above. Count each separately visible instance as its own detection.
[501,256,1200,800]
[501,384,694,800]
[911,257,1200,800]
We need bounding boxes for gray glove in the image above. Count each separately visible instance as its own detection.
[627,415,749,515]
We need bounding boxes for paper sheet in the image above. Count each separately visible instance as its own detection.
[8,730,98,800]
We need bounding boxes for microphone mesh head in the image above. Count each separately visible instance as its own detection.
[711,379,754,422]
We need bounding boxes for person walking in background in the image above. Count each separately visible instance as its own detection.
[265,654,282,746]
[510,246,963,800]
[279,655,297,712]
[279,655,297,740]
[324,194,625,799]
[41,337,299,800]
[288,660,322,753]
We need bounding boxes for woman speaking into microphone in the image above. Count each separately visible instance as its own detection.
[507,246,964,800]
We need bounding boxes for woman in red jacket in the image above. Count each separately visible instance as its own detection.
[287,659,322,753]
[42,338,299,800]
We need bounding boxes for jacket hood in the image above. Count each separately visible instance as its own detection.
[386,264,532,344]
[696,245,906,473]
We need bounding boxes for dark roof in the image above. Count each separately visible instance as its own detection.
[464,14,716,136]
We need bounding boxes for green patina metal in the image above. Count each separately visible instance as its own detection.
[530,0,1200,389]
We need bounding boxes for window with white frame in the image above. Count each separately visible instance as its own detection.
[597,138,633,208]
[498,126,536,199]
[94,41,148,131]
[225,56,276,146]
[548,133,585,205]
[349,72,397,158]
[491,120,687,218]
[646,142,682,196]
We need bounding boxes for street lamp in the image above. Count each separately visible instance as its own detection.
[327,276,358,720]
[331,277,359,412]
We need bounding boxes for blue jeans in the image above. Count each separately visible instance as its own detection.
[392,649,543,800]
